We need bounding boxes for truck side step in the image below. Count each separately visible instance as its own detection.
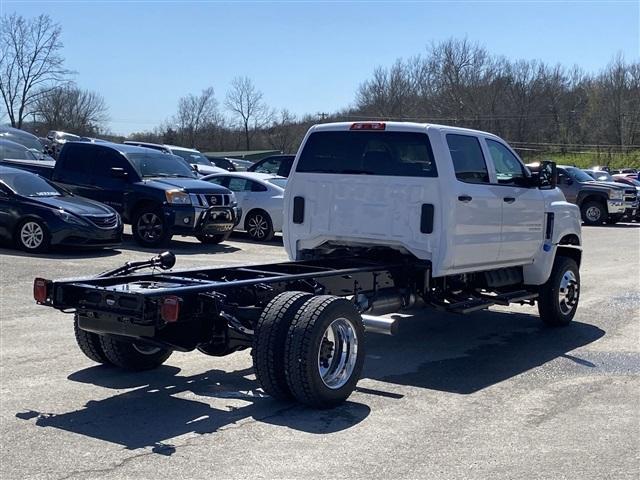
[480,290,538,306]
[446,298,495,314]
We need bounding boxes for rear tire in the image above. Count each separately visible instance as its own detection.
[538,256,580,327]
[196,232,231,244]
[253,291,313,400]
[73,316,111,365]
[99,336,172,371]
[245,211,275,242]
[580,200,606,226]
[284,296,365,409]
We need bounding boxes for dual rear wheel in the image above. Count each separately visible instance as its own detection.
[253,292,365,408]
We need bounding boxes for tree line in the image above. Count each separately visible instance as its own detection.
[1,14,638,158]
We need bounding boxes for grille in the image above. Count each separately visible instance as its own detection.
[624,189,638,203]
[201,194,231,207]
[84,214,118,229]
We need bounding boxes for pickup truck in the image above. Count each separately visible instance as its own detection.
[2,141,241,246]
[33,122,582,409]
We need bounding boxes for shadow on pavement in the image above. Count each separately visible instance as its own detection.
[118,234,241,256]
[16,309,603,453]
[0,245,121,259]
[16,365,370,454]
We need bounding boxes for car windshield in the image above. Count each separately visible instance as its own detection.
[1,171,62,197]
[566,167,595,183]
[0,142,37,161]
[0,132,44,152]
[586,170,614,182]
[57,133,80,141]
[172,149,211,166]
[296,131,437,177]
[267,178,287,189]
[128,152,197,178]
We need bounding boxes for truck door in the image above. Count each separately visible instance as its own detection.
[87,149,133,213]
[557,168,579,203]
[444,134,502,269]
[484,139,545,264]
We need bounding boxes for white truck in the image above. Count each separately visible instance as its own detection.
[34,122,582,409]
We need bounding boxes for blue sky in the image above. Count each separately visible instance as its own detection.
[2,0,639,135]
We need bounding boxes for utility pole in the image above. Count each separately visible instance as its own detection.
[317,112,329,122]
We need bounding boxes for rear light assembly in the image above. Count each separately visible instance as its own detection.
[161,295,181,322]
[350,122,386,131]
[33,278,50,304]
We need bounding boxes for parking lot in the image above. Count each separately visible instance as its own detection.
[0,224,638,479]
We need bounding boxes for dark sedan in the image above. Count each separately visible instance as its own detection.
[0,166,122,252]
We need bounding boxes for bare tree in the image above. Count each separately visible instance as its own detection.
[0,14,72,128]
[266,109,301,152]
[225,76,272,150]
[35,84,108,135]
[175,87,219,147]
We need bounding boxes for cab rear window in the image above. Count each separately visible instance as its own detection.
[296,131,437,177]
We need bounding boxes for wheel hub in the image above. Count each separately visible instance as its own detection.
[558,269,579,315]
[586,206,601,222]
[317,318,358,389]
[21,222,44,249]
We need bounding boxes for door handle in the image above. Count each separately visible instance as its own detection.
[458,195,472,203]
[503,197,516,203]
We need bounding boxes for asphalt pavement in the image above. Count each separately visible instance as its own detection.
[0,226,638,479]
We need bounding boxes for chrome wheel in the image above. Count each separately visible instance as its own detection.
[558,269,579,315]
[136,212,163,242]
[20,221,44,249]
[247,214,269,239]
[585,206,602,222]
[317,317,359,390]
[132,343,162,355]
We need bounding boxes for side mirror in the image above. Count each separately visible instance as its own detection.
[538,160,557,190]
[110,167,128,180]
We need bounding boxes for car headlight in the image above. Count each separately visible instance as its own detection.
[228,191,238,207]
[53,209,88,225]
[165,189,192,205]
[609,190,624,200]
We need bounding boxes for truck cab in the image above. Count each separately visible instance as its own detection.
[285,122,580,285]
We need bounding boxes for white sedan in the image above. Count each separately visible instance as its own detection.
[201,171,286,241]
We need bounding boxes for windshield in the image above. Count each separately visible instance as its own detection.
[1,171,62,197]
[171,149,211,166]
[566,167,595,183]
[586,170,614,182]
[57,133,80,141]
[128,152,197,178]
[0,132,43,152]
[267,178,287,189]
[296,131,437,177]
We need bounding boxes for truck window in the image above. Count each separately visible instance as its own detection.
[296,131,437,177]
[486,139,528,186]
[92,149,130,177]
[59,144,91,174]
[446,134,489,184]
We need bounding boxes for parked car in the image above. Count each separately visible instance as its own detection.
[228,158,254,171]
[530,164,634,225]
[46,130,81,158]
[204,156,237,172]
[123,141,226,175]
[1,142,241,247]
[583,169,639,220]
[0,165,122,252]
[202,171,285,241]
[248,154,296,177]
[0,126,53,160]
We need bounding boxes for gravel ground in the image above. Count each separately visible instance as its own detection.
[0,225,638,480]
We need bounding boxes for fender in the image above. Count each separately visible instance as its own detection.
[523,200,582,285]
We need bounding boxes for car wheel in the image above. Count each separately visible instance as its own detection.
[580,201,606,226]
[15,219,50,252]
[196,232,231,244]
[245,211,275,241]
[132,207,171,247]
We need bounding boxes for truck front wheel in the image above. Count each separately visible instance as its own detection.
[581,200,606,225]
[538,256,580,327]
[99,336,172,371]
[284,296,365,409]
[132,207,172,247]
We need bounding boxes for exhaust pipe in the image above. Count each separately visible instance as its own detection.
[362,314,399,336]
